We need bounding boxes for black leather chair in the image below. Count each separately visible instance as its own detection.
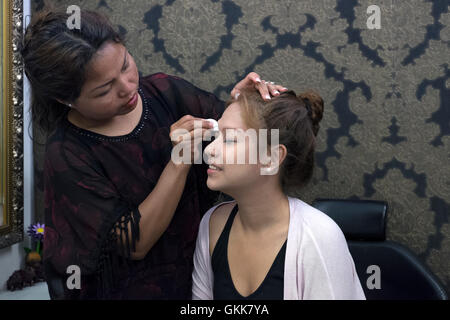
[312,198,448,300]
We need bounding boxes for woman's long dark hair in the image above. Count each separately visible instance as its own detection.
[20,7,125,140]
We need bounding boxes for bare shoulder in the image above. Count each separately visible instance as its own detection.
[209,202,236,256]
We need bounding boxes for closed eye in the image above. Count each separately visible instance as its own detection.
[96,51,130,98]
[97,63,130,97]
[97,90,109,97]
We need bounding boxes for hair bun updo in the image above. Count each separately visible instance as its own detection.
[297,90,324,136]
[232,88,325,195]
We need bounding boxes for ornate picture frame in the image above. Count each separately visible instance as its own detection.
[0,0,24,249]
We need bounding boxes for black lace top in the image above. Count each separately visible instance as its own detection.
[43,73,225,299]
[212,204,286,300]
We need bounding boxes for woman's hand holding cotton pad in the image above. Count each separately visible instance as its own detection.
[205,119,219,132]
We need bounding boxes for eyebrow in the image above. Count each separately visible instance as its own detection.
[90,48,128,93]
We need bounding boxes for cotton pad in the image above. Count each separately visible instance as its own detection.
[206,118,219,132]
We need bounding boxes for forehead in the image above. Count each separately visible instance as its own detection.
[84,42,125,83]
[218,102,246,129]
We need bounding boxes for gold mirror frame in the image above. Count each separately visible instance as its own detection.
[0,0,23,248]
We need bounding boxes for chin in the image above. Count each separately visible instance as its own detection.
[207,176,232,192]
[206,179,221,191]
[207,180,238,198]
[119,104,137,115]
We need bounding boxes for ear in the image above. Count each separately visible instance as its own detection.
[260,144,287,176]
[55,98,73,107]
[276,144,287,166]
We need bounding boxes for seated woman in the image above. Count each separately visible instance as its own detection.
[192,89,366,300]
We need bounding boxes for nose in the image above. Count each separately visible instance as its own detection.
[204,135,219,163]
[117,74,137,99]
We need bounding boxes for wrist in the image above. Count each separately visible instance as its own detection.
[169,159,191,175]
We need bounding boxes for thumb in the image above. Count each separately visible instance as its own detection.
[230,88,241,100]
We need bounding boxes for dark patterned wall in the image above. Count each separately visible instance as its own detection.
[32,0,450,295]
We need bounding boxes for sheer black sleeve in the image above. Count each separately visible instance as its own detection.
[43,135,141,298]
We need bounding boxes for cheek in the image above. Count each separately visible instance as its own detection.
[93,98,125,119]
[222,141,248,164]
[223,144,236,164]
[207,162,260,192]
[207,140,261,189]
[229,139,257,165]
[129,57,139,77]
[217,164,260,193]
[231,164,260,179]
[76,99,109,118]
[223,144,259,178]
[97,98,119,114]
[236,142,247,164]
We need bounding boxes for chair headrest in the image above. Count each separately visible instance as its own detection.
[312,199,387,241]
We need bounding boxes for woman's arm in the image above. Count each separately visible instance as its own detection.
[116,114,211,260]
[126,159,190,260]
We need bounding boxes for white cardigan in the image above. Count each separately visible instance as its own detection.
[192,196,366,300]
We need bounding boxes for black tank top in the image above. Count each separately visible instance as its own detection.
[211,204,286,300]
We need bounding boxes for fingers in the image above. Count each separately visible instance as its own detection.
[275,84,289,93]
[171,127,211,164]
[230,88,240,100]
[266,82,288,97]
[173,115,202,128]
[183,119,212,133]
[230,72,289,101]
[258,80,290,101]
[170,116,217,147]
[256,81,272,101]
[246,72,262,84]
[265,81,280,97]
[240,77,289,101]
[171,115,213,132]
[230,72,262,99]
[175,128,210,144]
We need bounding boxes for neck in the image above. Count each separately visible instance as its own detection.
[229,183,290,234]
[68,109,112,130]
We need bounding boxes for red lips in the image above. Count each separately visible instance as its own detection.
[125,92,138,108]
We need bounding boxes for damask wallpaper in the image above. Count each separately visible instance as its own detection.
[31,0,449,295]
